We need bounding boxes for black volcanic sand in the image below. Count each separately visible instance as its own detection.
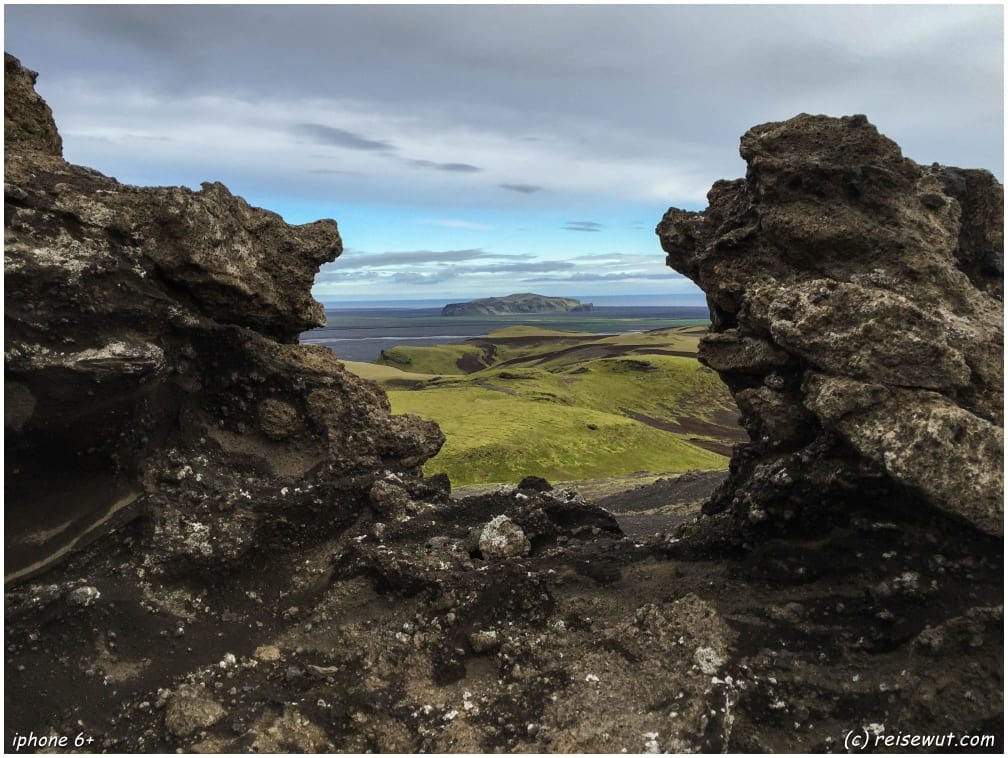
[594,470,728,540]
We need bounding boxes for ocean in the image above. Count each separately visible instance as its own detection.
[300,304,711,363]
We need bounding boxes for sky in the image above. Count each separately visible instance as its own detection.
[4,3,1004,305]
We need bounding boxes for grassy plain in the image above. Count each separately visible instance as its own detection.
[350,325,744,486]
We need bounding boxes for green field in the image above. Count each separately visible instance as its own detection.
[375,325,709,374]
[375,343,483,375]
[349,325,743,486]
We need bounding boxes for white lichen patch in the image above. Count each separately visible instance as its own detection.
[693,646,725,675]
[20,340,165,376]
[184,521,214,557]
[643,731,661,753]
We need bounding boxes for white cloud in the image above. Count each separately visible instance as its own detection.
[6,4,1001,303]
[418,219,495,230]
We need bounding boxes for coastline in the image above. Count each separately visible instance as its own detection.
[302,304,711,362]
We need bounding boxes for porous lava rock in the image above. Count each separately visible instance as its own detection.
[4,52,443,580]
[658,113,1003,537]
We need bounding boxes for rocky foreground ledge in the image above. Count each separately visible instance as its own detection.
[4,55,1003,752]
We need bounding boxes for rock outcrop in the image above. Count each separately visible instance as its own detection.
[4,52,443,581]
[658,113,1003,538]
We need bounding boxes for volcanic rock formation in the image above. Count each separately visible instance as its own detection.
[658,113,1004,538]
[4,52,444,580]
[5,57,1003,753]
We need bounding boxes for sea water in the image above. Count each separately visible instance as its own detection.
[300,303,710,362]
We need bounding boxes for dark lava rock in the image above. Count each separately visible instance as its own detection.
[657,113,1003,538]
[4,53,61,156]
[4,53,444,580]
[517,475,553,492]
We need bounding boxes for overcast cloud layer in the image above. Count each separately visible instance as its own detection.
[5,4,1003,303]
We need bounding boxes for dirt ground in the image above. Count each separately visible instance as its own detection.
[5,472,1001,753]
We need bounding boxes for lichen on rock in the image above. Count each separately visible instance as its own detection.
[479,515,531,559]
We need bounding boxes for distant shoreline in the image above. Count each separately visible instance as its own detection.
[317,295,709,309]
[303,305,711,362]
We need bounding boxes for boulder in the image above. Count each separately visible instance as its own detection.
[479,515,531,559]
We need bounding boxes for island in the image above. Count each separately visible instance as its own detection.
[441,292,594,316]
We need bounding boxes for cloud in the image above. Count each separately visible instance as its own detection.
[389,271,454,285]
[407,159,482,172]
[125,133,169,142]
[306,168,363,176]
[522,271,686,282]
[418,218,494,230]
[563,221,604,232]
[315,249,578,285]
[464,260,575,275]
[7,5,1002,197]
[317,248,491,273]
[500,183,542,194]
[292,123,395,152]
[314,269,460,288]
[4,4,1001,303]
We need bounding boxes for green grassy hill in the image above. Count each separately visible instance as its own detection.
[352,325,744,486]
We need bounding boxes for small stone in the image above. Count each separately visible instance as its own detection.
[644,731,661,753]
[517,475,552,492]
[164,686,226,738]
[254,645,282,662]
[468,629,500,654]
[369,480,412,516]
[478,515,531,560]
[68,586,101,607]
